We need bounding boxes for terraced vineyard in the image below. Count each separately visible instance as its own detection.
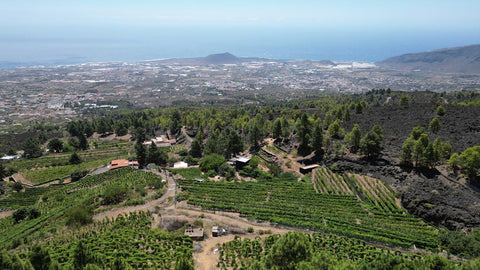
[0,167,165,247]
[217,232,462,269]
[179,170,439,248]
[312,168,402,214]
[22,157,115,185]
[47,211,193,269]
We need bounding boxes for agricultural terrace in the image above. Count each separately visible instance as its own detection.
[177,168,439,249]
[0,167,164,248]
[46,211,193,269]
[10,139,131,185]
[313,167,402,214]
[217,233,467,269]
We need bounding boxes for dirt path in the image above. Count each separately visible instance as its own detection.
[93,170,176,221]
[12,173,34,185]
[0,210,15,219]
[90,166,298,269]
[176,206,292,270]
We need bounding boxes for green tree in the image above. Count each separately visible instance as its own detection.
[190,139,203,158]
[248,118,264,147]
[448,153,461,171]
[273,118,283,140]
[409,126,425,140]
[400,137,416,165]
[264,232,313,270]
[12,208,28,223]
[68,137,80,150]
[48,138,64,153]
[170,110,182,134]
[297,113,312,154]
[327,119,345,139]
[78,133,88,150]
[423,143,436,168]
[355,103,363,114]
[359,124,383,157]
[135,142,147,168]
[22,138,43,158]
[226,130,244,157]
[37,131,48,144]
[436,105,446,116]
[429,117,441,134]
[399,94,410,106]
[134,127,146,143]
[199,154,226,173]
[69,152,82,165]
[458,146,480,179]
[205,130,224,155]
[345,124,361,152]
[311,122,324,156]
[146,142,160,164]
[343,107,351,121]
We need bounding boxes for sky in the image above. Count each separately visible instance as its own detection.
[1,0,480,63]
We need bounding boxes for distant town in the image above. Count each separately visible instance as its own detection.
[1,54,479,129]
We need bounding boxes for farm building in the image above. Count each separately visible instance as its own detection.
[233,155,251,170]
[109,159,139,170]
[143,136,176,148]
[300,164,320,174]
[185,225,204,240]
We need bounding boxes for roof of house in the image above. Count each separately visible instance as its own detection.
[109,159,138,170]
[300,164,320,170]
[236,155,251,163]
[173,161,188,168]
[185,227,204,238]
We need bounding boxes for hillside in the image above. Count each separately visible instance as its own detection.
[1,90,480,269]
[378,44,480,73]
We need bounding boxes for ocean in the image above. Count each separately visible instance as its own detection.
[1,27,479,68]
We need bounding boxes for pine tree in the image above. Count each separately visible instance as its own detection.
[135,142,147,168]
[346,124,361,152]
[311,122,324,156]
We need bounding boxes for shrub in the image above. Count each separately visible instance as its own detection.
[199,154,226,173]
[12,208,28,223]
[12,182,23,192]
[71,170,88,182]
[103,185,129,205]
[66,204,93,226]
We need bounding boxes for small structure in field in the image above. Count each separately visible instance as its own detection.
[300,164,320,174]
[0,155,20,161]
[173,161,188,169]
[185,225,204,240]
[108,159,139,170]
[233,155,251,170]
[212,226,227,237]
[143,136,176,148]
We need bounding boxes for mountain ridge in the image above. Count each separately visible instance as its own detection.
[377,44,480,73]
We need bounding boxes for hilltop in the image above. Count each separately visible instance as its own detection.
[378,44,480,73]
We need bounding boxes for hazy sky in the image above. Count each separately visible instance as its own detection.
[1,0,479,62]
